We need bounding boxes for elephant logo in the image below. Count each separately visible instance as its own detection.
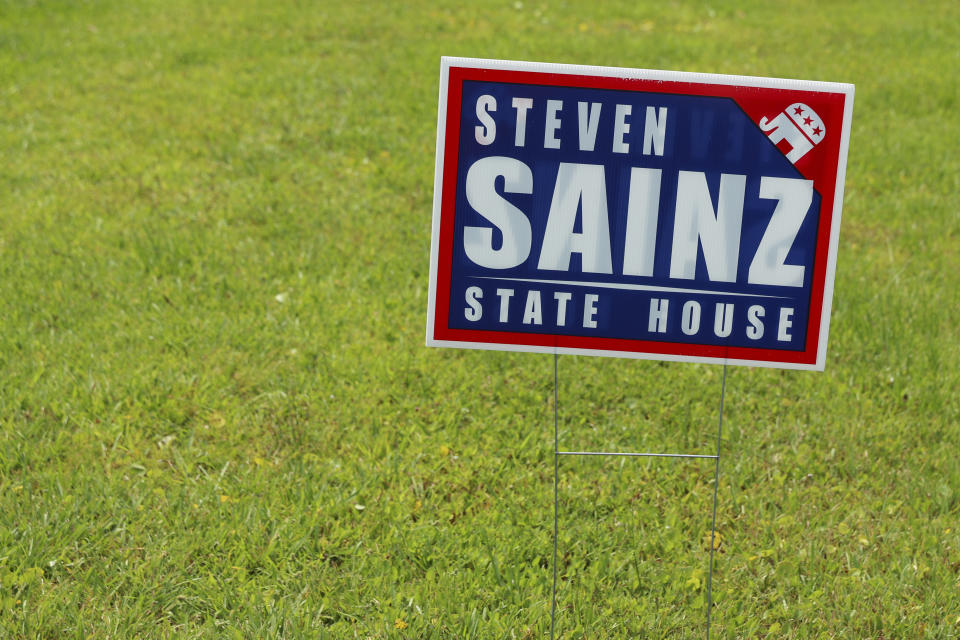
[758,103,825,164]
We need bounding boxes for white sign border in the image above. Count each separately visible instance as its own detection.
[426,57,855,371]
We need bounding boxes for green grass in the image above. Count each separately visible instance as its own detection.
[1,0,959,637]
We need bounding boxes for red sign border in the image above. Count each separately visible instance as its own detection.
[426,58,854,370]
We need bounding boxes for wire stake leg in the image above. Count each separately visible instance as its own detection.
[550,352,559,640]
[706,363,728,639]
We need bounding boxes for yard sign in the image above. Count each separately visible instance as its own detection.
[426,58,854,370]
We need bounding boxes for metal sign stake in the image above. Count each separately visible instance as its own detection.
[549,354,728,639]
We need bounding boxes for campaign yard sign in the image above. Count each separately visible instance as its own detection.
[426,58,854,370]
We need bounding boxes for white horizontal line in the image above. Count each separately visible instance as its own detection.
[472,276,791,299]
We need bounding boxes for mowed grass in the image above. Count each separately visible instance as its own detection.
[0,0,958,637]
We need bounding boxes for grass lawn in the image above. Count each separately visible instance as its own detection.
[1,0,958,637]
